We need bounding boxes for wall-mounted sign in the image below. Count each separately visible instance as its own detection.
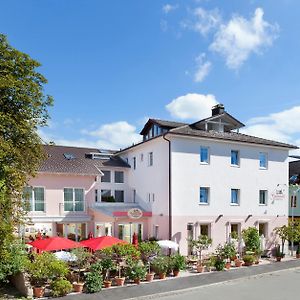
[271,185,287,201]
[127,208,143,219]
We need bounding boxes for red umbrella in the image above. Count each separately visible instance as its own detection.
[80,236,127,251]
[29,236,82,252]
[132,232,138,247]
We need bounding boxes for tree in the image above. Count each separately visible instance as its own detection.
[188,235,212,265]
[0,33,53,281]
[242,227,260,253]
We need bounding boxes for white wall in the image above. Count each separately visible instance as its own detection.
[170,135,289,217]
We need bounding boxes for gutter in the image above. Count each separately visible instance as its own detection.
[163,133,172,240]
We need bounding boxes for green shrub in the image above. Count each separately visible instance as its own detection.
[126,259,147,280]
[170,254,186,271]
[138,241,161,263]
[214,258,225,271]
[242,227,260,252]
[85,271,103,293]
[151,256,170,275]
[242,254,255,264]
[51,278,72,297]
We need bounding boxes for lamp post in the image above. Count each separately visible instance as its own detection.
[291,186,300,256]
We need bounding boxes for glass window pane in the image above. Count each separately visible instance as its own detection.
[74,189,84,202]
[101,190,112,202]
[101,171,111,182]
[64,188,73,211]
[200,147,209,163]
[231,150,239,165]
[259,153,267,168]
[200,187,209,204]
[34,187,44,211]
[231,189,239,204]
[259,190,267,205]
[115,190,124,202]
[64,202,73,211]
[23,187,33,211]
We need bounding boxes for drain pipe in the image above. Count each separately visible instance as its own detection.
[163,133,172,240]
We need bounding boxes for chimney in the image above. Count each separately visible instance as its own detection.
[212,104,224,116]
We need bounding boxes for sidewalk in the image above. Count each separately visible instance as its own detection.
[57,259,300,300]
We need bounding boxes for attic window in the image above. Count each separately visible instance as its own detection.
[64,153,75,160]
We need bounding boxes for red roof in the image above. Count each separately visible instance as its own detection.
[80,236,127,251]
[29,237,82,251]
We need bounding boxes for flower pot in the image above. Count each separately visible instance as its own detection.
[234,260,242,267]
[134,278,141,285]
[173,270,180,277]
[296,253,300,259]
[276,257,282,262]
[255,260,259,265]
[225,262,231,270]
[196,265,205,273]
[159,273,166,279]
[73,282,84,293]
[244,261,253,266]
[33,286,44,298]
[146,273,155,282]
[115,277,125,286]
[104,280,112,288]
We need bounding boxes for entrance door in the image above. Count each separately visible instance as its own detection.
[118,223,143,243]
[95,223,112,237]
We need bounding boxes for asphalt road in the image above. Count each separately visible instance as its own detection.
[144,268,299,300]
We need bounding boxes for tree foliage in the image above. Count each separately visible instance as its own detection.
[0,33,53,281]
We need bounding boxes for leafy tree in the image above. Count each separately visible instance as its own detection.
[242,227,260,253]
[188,235,212,265]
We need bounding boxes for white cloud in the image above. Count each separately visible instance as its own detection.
[182,7,221,36]
[194,53,212,82]
[162,4,178,14]
[210,8,279,69]
[242,105,300,145]
[88,121,141,150]
[166,93,218,120]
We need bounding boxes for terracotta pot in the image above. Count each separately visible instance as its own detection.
[134,278,141,285]
[159,273,166,279]
[73,282,84,293]
[115,277,125,286]
[196,265,205,273]
[255,260,259,265]
[296,253,300,259]
[244,261,253,266]
[104,280,112,288]
[173,270,180,277]
[225,262,231,270]
[146,273,155,282]
[33,287,44,298]
[276,257,282,262]
[234,260,242,267]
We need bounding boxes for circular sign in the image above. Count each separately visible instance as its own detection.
[127,208,143,219]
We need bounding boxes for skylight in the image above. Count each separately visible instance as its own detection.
[63,153,75,160]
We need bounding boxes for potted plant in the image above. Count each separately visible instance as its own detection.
[51,278,73,297]
[242,254,255,266]
[151,256,170,279]
[188,235,212,273]
[242,227,260,253]
[170,254,186,277]
[222,242,236,269]
[146,262,155,282]
[234,258,242,267]
[85,261,103,293]
[126,259,147,284]
[71,248,92,292]
[214,257,226,271]
[115,262,125,286]
[101,257,116,288]
[275,245,284,262]
[204,256,215,272]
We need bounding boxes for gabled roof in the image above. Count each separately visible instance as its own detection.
[140,118,187,135]
[169,125,297,149]
[39,145,130,175]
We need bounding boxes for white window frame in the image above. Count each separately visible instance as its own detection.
[101,170,111,183]
[114,171,124,183]
[199,187,210,205]
[23,186,45,212]
[259,190,268,206]
[259,152,268,169]
[63,187,85,212]
[200,146,210,164]
[231,189,240,206]
[231,150,240,167]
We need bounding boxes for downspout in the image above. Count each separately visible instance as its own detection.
[163,133,172,240]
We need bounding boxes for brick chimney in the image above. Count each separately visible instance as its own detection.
[212,104,224,116]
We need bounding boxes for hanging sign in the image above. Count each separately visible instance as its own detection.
[271,185,287,201]
[127,208,143,219]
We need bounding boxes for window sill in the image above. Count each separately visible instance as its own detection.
[259,204,267,206]
[200,162,209,165]
[259,167,268,170]
[230,164,240,168]
[230,203,240,206]
[199,202,209,205]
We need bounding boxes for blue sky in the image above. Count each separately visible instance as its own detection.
[1,0,300,151]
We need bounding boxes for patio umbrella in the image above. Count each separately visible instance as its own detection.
[54,251,77,262]
[29,236,82,252]
[157,240,179,251]
[80,236,127,251]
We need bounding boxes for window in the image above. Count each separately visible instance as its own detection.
[259,190,267,205]
[133,189,136,203]
[291,195,297,208]
[231,150,239,166]
[148,152,153,166]
[115,171,124,183]
[200,224,209,236]
[101,190,112,202]
[64,188,84,211]
[101,170,111,182]
[133,157,136,170]
[95,189,98,202]
[199,187,209,204]
[200,147,209,164]
[259,152,268,169]
[140,153,144,162]
[231,189,240,205]
[115,190,124,202]
[23,186,45,212]
[230,224,239,238]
